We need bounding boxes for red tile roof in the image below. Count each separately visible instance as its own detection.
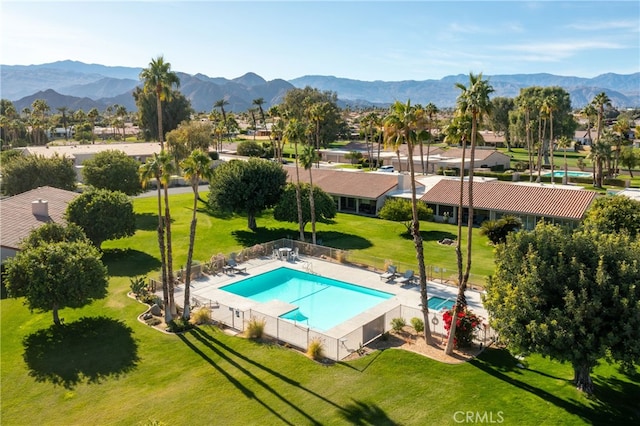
[420,179,597,220]
[286,168,401,199]
[0,186,79,250]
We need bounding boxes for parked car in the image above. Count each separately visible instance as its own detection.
[378,165,395,172]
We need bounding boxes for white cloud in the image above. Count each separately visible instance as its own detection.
[566,20,639,31]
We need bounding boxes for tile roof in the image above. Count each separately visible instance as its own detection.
[286,168,401,199]
[427,147,508,161]
[0,186,79,250]
[420,179,597,220]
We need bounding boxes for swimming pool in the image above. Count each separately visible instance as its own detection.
[220,267,393,331]
[543,171,592,178]
[428,296,455,311]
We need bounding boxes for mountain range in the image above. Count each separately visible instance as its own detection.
[2,60,638,113]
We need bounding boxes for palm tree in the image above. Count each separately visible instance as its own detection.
[542,95,558,184]
[87,108,99,144]
[139,154,171,323]
[308,102,330,168]
[56,106,70,140]
[361,112,378,170]
[424,103,439,175]
[589,92,611,185]
[581,103,597,146]
[299,144,320,244]
[383,100,433,345]
[115,104,128,140]
[252,97,268,135]
[587,132,613,188]
[214,98,229,141]
[556,135,572,184]
[31,99,49,145]
[284,119,307,241]
[140,56,181,149]
[591,92,611,145]
[445,72,494,355]
[180,149,213,320]
[157,151,177,316]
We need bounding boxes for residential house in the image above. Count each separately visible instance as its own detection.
[287,167,419,216]
[419,178,597,230]
[0,186,80,263]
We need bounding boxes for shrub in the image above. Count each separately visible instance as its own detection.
[307,337,325,360]
[145,317,162,327]
[191,307,211,325]
[410,317,424,334]
[480,215,522,245]
[245,317,266,339]
[130,276,155,304]
[236,140,265,157]
[391,317,406,333]
[167,317,193,333]
[442,307,483,348]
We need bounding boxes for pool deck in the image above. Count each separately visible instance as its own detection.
[172,254,488,339]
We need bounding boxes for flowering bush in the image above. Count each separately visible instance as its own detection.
[443,307,483,348]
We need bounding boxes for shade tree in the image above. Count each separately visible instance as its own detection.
[207,158,287,231]
[5,239,108,326]
[273,183,336,236]
[2,153,76,196]
[483,222,640,394]
[65,188,136,249]
[81,150,143,195]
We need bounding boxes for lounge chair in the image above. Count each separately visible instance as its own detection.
[380,265,397,281]
[396,270,415,285]
[291,247,300,261]
[224,258,246,274]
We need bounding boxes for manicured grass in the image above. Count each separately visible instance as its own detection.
[103,192,495,285]
[2,275,638,425]
[3,191,638,424]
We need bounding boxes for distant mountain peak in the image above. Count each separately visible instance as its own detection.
[233,72,267,87]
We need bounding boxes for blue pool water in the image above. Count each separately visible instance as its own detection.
[220,267,393,331]
[428,296,455,311]
[544,171,592,178]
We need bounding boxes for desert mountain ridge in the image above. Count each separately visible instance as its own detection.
[2,60,638,113]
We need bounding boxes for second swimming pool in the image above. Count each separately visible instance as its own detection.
[220,267,393,331]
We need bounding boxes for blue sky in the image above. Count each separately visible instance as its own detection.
[2,1,639,81]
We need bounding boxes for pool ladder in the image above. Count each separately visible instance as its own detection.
[302,261,315,274]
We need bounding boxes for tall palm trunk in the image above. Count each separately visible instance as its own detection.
[526,111,533,182]
[163,183,176,317]
[308,169,317,245]
[419,140,425,175]
[156,181,170,323]
[183,183,199,320]
[156,89,164,149]
[446,112,478,354]
[549,110,555,185]
[406,139,433,344]
[294,141,304,241]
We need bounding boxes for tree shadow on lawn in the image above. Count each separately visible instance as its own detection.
[102,248,161,277]
[470,348,623,423]
[340,399,399,426]
[232,228,372,251]
[590,367,640,421]
[182,327,397,424]
[22,316,139,389]
[400,229,458,243]
[135,212,159,231]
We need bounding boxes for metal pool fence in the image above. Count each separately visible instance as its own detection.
[153,238,496,360]
[190,295,497,361]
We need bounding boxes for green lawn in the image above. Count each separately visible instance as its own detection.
[2,192,638,425]
[103,192,494,286]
